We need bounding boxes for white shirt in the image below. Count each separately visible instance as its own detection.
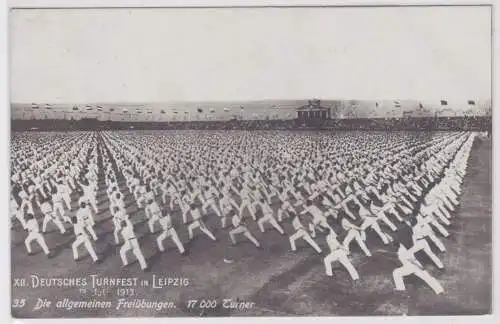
[121,225,136,240]
[76,208,92,224]
[326,232,341,251]
[232,215,241,228]
[146,202,161,218]
[159,215,173,230]
[397,245,422,268]
[73,222,87,237]
[26,219,39,233]
[190,209,202,221]
[292,217,304,231]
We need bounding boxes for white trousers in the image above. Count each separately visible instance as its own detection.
[409,239,444,268]
[343,229,371,256]
[42,214,66,234]
[187,220,216,241]
[393,263,444,294]
[25,232,50,255]
[229,226,260,247]
[324,250,359,280]
[258,215,284,234]
[120,238,147,269]
[290,228,321,253]
[72,235,98,261]
[157,228,185,253]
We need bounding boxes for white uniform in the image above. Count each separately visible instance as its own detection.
[72,221,99,262]
[58,183,72,210]
[370,200,398,231]
[11,199,26,229]
[20,196,34,216]
[145,201,162,233]
[52,191,66,220]
[360,203,392,245]
[421,197,451,234]
[229,215,260,247]
[341,218,371,256]
[41,201,66,234]
[303,205,333,238]
[289,216,322,253]
[24,218,50,255]
[409,221,445,267]
[157,214,185,254]
[113,209,131,244]
[323,231,359,280]
[76,207,98,240]
[238,187,256,220]
[136,186,147,208]
[110,197,125,217]
[81,184,98,214]
[120,224,148,270]
[277,191,296,222]
[392,244,444,294]
[169,191,183,211]
[202,187,222,217]
[257,202,284,234]
[187,208,216,241]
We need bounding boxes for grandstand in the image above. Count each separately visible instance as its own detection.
[10,99,492,133]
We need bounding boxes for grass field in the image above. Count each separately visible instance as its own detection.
[11,133,492,318]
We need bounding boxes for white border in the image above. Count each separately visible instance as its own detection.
[1,1,497,324]
[4,0,497,8]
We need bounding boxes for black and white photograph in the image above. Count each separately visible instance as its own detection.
[7,2,493,319]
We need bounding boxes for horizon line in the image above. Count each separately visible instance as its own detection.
[10,98,492,105]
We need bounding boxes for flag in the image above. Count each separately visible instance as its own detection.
[173,111,178,114]
[31,103,39,109]
[97,107,103,111]
[419,102,424,109]
[123,109,128,113]
[223,107,230,112]
[197,108,203,113]
[72,106,79,111]
[375,102,379,108]
[184,111,188,114]
[393,100,401,107]
[240,106,244,110]
[440,100,448,106]
[45,104,52,109]
[468,100,476,105]
[147,111,152,114]
[209,108,215,113]
[109,108,115,112]
[160,110,166,114]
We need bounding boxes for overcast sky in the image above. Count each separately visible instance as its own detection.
[9,6,491,105]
